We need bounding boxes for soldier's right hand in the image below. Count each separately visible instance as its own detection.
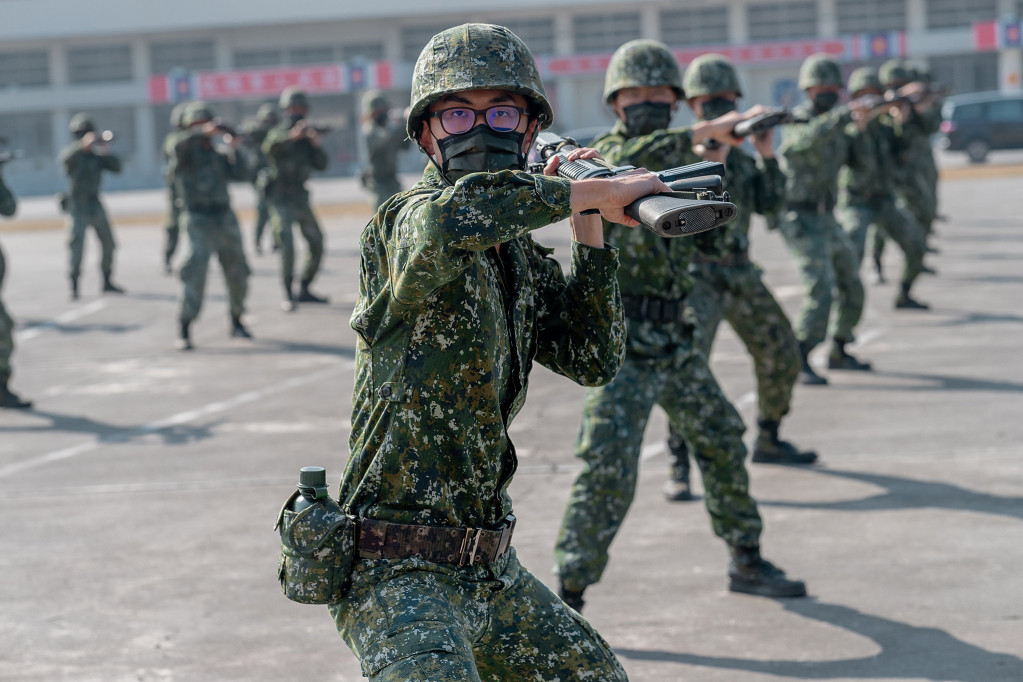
[694,110,747,147]
[81,131,97,151]
[288,121,309,141]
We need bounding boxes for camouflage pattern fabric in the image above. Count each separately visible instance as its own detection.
[330,549,627,681]
[241,123,274,247]
[0,174,14,376]
[777,100,865,349]
[59,140,121,280]
[171,129,250,323]
[363,118,410,209]
[162,130,183,265]
[681,53,743,98]
[553,121,763,593]
[603,39,684,102]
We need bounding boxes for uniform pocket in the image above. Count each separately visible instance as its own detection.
[360,621,460,678]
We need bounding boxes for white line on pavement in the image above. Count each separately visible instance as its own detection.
[15,300,109,342]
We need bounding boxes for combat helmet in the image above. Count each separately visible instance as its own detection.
[69,113,96,135]
[604,39,684,103]
[169,102,189,130]
[879,58,912,88]
[682,53,743,99]
[279,87,309,110]
[256,103,279,125]
[407,23,554,140]
[362,89,390,114]
[798,54,843,90]
[182,101,215,127]
[847,67,882,97]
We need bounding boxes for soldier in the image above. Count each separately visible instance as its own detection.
[553,40,806,614]
[662,53,816,501]
[360,90,411,210]
[0,165,31,409]
[59,113,125,300]
[242,103,279,255]
[327,23,674,681]
[262,87,329,310]
[776,54,873,385]
[170,102,252,351]
[162,102,189,275]
[837,67,929,310]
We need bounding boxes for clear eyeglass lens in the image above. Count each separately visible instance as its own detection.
[439,106,521,134]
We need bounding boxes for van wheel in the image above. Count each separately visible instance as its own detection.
[966,139,989,164]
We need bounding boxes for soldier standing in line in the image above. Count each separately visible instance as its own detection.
[553,40,807,614]
[59,113,125,300]
[262,87,329,311]
[0,166,31,409]
[327,23,674,680]
[162,102,189,275]
[242,103,279,255]
[836,67,929,310]
[171,102,252,351]
[360,90,410,210]
[776,55,873,386]
[661,54,816,502]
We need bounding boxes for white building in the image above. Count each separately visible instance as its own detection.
[1,0,1021,195]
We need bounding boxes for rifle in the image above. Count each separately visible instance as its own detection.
[532,132,737,238]
[703,107,800,150]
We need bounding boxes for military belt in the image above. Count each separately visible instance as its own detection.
[788,200,835,214]
[621,295,687,323]
[692,250,750,268]
[186,203,230,214]
[357,515,516,567]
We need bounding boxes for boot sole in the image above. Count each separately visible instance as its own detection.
[729,578,807,598]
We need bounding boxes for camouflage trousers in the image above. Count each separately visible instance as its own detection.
[67,199,116,281]
[269,198,324,286]
[688,259,800,423]
[0,246,12,376]
[838,197,925,290]
[164,185,181,266]
[329,548,628,681]
[778,208,864,351]
[554,338,763,592]
[252,191,271,248]
[178,209,250,323]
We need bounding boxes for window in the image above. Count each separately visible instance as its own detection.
[951,103,985,122]
[0,111,53,159]
[0,50,49,88]
[572,13,641,53]
[748,2,818,41]
[836,0,907,33]
[929,52,998,93]
[67,45,132,84]
[659,7,729,46]
[986,98,1023,122]
[500,17,556,56]
[401,25,452,62]
[926,0,997,30]
[340,43,385,62]
[234,48,284,69]
[289,46,335,65]
[149,39,216,75]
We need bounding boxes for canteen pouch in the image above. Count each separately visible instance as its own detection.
[275,491,355,604]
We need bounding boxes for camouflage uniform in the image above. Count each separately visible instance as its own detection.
[361,90,410,210]
[171,103,251,346]
[162,103,188,272]
[242,103,278,253]
[328,24,628,681]
[59,114,122,295]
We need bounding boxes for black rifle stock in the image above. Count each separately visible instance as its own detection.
[533,132,737,238]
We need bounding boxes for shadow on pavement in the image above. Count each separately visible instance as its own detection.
[0,409,217,446]
[837,369,1023,394]
[18,320,144,335]
[615,597,1023,680]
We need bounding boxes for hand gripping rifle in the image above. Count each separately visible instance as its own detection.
[703,108,799,150]
[532,132,737,238]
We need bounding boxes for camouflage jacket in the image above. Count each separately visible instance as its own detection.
[363,120,409,183]
[171,130,248,212]
[59,141,121,205]
[778,101,853,207]
[241,126,272,184]
[0,172,14,217]
[839,115,907,204]
[897,104,941,189]
[341,164,625,530]
[262,120,328,203]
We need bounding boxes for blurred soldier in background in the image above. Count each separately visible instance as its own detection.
[243,103,279,255]
[170,102,252,351]
[262,87,329,311]
[59,113,125,300]
[0,164,31,408]
[162,102,189,275]
[360,89,410,210]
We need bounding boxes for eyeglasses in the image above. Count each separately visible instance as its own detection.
[427,105,530,135]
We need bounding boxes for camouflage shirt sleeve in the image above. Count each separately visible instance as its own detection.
[752,156,785,216]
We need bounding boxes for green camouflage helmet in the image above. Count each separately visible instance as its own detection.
[798,54,843,90]
[879,58,911,88]
[279,87,309,110]
[169,102,189,130]
[682,53,742,99]
[362,89,389,114]
[407,23,554,140]
[69,113,96,134]
[907,60,932,83]
[256,103,279,124]
[847,67,882,96]
[182,101,215,127]
[604,39,684,103]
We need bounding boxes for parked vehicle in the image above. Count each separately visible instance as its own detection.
[939,91,1023,164]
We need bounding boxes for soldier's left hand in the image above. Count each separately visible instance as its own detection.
[543,147,604,176]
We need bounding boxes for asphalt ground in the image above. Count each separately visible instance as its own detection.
[0,164,1021,681]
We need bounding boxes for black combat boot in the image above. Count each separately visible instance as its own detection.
[797,342,827,386]
[297,279,329,304]
[230,314,252,339]
[176,319,194,351]
[751,419,817,465]
[70,276,79,301]
[728,545,806,598]
[281,279,296,312]
[828,340,872,371]
[895,282,929,310]
[558,581,586,613]
[102,276,125,294]
[0,372,32,409]
[663,432,693,501]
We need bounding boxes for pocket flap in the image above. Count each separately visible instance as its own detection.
[361,622,459,677]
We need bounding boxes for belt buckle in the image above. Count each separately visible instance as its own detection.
[458,526,484,567]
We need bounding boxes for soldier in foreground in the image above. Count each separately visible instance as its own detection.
[162,102,189,274]
[327,23,676,681]
[262,88,329,310]
[360,90,410,209]
[0,166,31,408]
[170,102,252,351]
[59,113,125,300]
[243,103,279,255]
[553,40,807,614]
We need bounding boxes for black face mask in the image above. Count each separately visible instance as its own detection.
[622,102,672,137]
[289,113,306,126]
[813,91,840,113]
[373,112,389,126]
[699,96,737,121]
[435,125,527,184]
